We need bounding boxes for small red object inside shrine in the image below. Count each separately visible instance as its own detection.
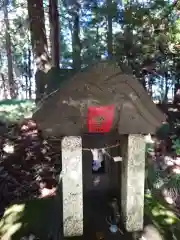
[87,105,115,133]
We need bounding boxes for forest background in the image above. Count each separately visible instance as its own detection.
[0,0,180,104]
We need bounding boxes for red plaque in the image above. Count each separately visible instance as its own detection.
[87,105,114,133]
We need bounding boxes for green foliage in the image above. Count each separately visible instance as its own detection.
[0,0,31,98]
[166,174,180,191]
[171,122,180,154]
[1,0,180,101]
[113,0,180,100]
[172,138,180,155]
[144,192,180,238]
[0,196,61,239]
[146,163,169,190]
[0,100,35,123]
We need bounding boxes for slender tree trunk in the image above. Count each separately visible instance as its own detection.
[25,75,28,99]
[94,0,100,60]
[107,0,113,59]
[163,73,169,103]
[3,1,16,99]
[28,48,32,99]
[61,1,81,70]
[72,5,81,71]
[27,0,51,102]
[96,26,101,59]
[49,0,60,68]
[1,73,8,99]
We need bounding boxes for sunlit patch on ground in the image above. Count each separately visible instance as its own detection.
[3,143,14,154]
[0,196,61,240]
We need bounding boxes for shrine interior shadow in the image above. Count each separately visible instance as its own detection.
[80,131,126,239]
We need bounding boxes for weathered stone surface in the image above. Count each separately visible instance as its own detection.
[141,224,164,240]
[62,136,83,237]
[120,134,145,232]
[33,60,166,137]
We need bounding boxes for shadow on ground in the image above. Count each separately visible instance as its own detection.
[0,190,135,240]
[0,194,62,240]
[1,190,178,240]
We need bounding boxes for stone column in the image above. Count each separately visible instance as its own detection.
[120,134,145,232]
[62,136,83,237]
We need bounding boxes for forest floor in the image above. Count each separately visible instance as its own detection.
[0,101,180,239]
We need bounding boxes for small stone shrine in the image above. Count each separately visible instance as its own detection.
[33,60,166,237]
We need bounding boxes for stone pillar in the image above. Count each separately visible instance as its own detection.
[120,134,145,232]
[62,136,83,237]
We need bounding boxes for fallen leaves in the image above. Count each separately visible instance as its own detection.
[0,118,61,216]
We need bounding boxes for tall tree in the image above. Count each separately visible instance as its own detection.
[107,0,113,59]
[3,0,16,98]
[71,2,81,71]
[28,47,32,99]
[49,0,60,68]
[27,0,51,102]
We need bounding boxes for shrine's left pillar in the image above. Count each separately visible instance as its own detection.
[62,136,83,237]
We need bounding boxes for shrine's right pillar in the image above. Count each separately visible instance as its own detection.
[120,134,145,232]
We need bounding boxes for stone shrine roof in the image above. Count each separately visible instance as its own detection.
[33,60,166,137]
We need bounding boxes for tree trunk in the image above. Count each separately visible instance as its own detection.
[72,6,81,71]
[25,75,28,99]
[3,1,16,99]
[28,48,32,99]
[107,0,113,59]
[163,73,169,103]
[49,0,60,68]
[1,73,8,99]
[94,0,100,60]
[27,0,51,102]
